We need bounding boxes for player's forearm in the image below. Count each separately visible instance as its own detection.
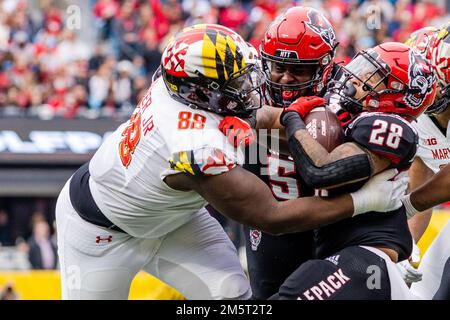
[264,195,354,235]
[288,135,371,189]
[408,208,433,242]
[256,105,283,130]
[218,194,354,236]
[192,166,354,235]
[406,157,435,241]
[410,164,450,211]
[293,130,330,165]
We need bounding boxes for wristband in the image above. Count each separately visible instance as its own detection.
[402,194,420,219]
[350,191,366,216]
[281,112,306,140]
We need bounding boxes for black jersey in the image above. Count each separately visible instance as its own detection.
[240,64,340,299]
[314,112,418,262]
[243,142,316,299]
[244,143,315,201]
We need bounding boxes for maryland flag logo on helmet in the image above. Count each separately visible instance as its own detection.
[161,24,265,116]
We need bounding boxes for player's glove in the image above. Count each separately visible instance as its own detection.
[219,116,256,148]
[396,241,422,285]
[335,108,353,128]
[351,169,409,216]
[401,194,421,219]
[280,96,327,125]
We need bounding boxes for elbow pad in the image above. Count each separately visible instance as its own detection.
[288,137,373,189]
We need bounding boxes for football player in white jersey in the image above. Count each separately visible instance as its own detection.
[401,23,450,299]
[55,24,408,300]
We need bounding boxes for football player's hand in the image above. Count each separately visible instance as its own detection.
[396,241,422,285]
[336,109,353,127]
[351,169,409,216]
[280,96,327,125]
[219,116,255,148]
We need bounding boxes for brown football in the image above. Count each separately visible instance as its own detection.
[304,107,345,152]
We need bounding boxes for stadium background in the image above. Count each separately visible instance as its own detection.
[0,0,449,300]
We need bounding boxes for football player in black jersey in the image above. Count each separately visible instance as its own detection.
[219,6,339,300]
[272,42,438,299]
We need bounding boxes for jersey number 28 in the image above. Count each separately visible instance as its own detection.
[369,119,403,149]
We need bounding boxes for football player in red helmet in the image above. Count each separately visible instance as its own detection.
[330,42,436,120]
[219,6,344,300]
[271,42,437,299]
[260,6,337,107]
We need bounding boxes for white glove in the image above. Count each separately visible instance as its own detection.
[351,169,409,216]
[396,241,422,285]
[401,193,420,219]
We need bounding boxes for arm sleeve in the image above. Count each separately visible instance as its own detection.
[288,137,372,189]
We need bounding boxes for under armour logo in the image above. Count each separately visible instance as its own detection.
[95,235,112,244]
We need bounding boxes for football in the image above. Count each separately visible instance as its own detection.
[304,107,345,152]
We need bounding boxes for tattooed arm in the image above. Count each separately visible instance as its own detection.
[289,129,390,189]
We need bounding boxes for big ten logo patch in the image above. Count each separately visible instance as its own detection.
[426,137,438,146]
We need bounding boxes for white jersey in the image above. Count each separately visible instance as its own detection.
[88,77,245,238]
[412,114,450,173]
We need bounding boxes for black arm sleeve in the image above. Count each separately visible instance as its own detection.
[288,136,373,189]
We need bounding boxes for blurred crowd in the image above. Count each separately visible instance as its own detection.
[0,198,58,272]
[0,0,447,119]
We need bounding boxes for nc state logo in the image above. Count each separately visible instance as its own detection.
[249,229,262,251]
[404,51,435,109]
[305,10,337,50]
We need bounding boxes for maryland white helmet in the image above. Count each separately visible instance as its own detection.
[429,22,450,114]
[406,24,450,114]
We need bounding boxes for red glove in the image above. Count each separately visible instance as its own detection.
[282,96,327,120]
[219,116,256,148]
[335,109,353,127]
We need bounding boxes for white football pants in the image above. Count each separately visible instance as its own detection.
[55,180,251,300]
[410,220,450,300]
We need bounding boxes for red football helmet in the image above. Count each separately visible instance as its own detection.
[332,42,437,120]
[260,6,337,107]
